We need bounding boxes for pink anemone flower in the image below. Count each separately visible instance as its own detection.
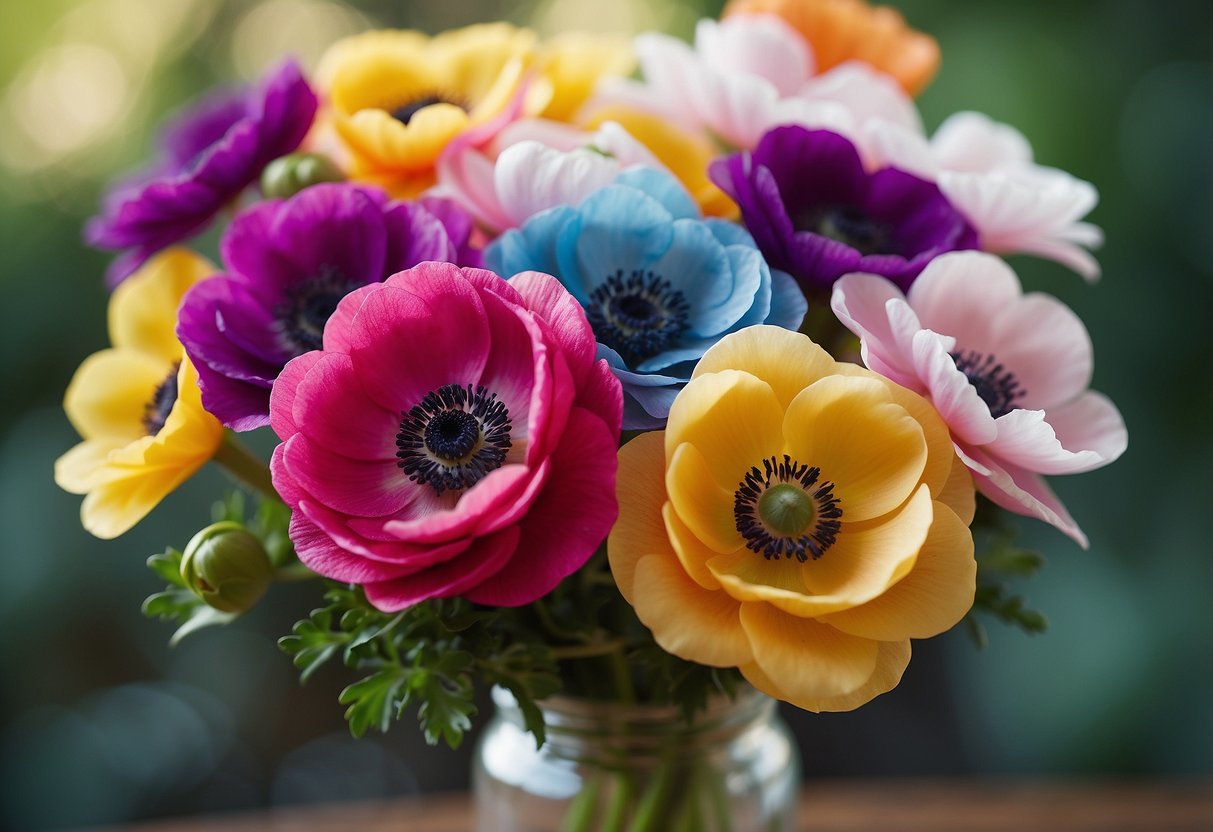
[269,262,622,610]
[831,251,1126,546]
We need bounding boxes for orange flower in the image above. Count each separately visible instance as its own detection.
[723,0,940,95]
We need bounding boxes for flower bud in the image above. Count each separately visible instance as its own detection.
[180,521,273,613]
[260,152,345,199]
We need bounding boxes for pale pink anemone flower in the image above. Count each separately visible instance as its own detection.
[269,262,623,610]
[831,251,1126,546]
[590,14,920,158]
[432,118,665,233]
[867,112,1104,280]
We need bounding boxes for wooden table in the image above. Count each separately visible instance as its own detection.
[98,780,1213,831]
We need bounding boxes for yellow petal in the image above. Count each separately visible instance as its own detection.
[663,501,723,590]
[665,369,785,491]
[152,359,223,458]
[707,548,830,612]
[666,442,744,554]
[800,483,933,603]
[467,57,531,124]
[338,105,469,173]
[431,23,536,101]
[632,554,752,668]
[79,463,194,540]
[692,326,837,411]
[54,438,126,494]
[110,248,214,362]
[315,30,432,91]
[783,374,926,522]
[537,33,634,122]
[821,501,974,640]
[939,454,976,525]
[742,639,910,713]
[64,349,171,442]
[328,45,441,115]
[739,603,879,701]
[607,431,669,601]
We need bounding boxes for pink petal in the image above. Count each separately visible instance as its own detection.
[300,495,473,567]
[988,408,1105,475]
[476,289,543,444]
[280,433,413,517]
[960,443,1088,548]
[865,121,938,178]
[911,329,998,445]
[831,273,921,389]
[1044,391,1127,468]
[364,525,522,611]
[289,509,417,584]
[464,407,618,607]
[380,463,540,544]
[495,142,622,228]
[988,292,1093,410]
[907,251,1024,353]
[269,351,324,441]
[508,271,597,382]
[575,358,624,438]
[349,270,490,414]
[931,112,1033,172]
[323,283,380,354]
[292,352,400,462]
[434,143,514,233]
[694,15,813,97]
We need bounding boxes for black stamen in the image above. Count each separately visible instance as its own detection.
[390,94,467,126]
[794,204,893,255]
[275,266,360,356]
[396,383,512,494]
[143,363,180,436]
[950,348,1026,419]
[585,269,690,367]
[733,454,842,562]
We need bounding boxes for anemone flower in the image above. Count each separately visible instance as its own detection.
[55,250,224,538]
[710,125,977,295]
[177,183,477,431]
[269,262,622,610]
[85,60,317,288]
[609,325,976,712]
[831,251,1127,545]
[484,169,807,428]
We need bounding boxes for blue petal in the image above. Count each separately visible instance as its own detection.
[561,185,674,292]
[616,167,699,219]
[654,220,760,336]
[766,268,809,331]
[484,206,587,300]
[704,218,758,248]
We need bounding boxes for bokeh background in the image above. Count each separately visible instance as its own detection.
[0,0,1209,828]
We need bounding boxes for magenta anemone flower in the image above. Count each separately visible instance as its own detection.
[177,183,478,431]
[831,251,1127,546]
[269,262,623,611]
[85,59,317,287]
[709,125,978,294]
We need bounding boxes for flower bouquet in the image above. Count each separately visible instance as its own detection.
[58,0,1127,828]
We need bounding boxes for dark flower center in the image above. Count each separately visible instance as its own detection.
[396,383,512,494]
[585,269,690,368]
[390,94,467,126]
[794,204,893,256]
[276,267,361,356]
[143,363,180,435]
[734,455,842,562]
[951,348,1026,419]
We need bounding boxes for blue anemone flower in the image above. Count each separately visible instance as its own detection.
[485,168,808,429]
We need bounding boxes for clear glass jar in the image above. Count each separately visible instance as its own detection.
[473,685,800,831]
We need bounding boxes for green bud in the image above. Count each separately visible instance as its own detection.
[180,521,273,614]
[260,152,345,199]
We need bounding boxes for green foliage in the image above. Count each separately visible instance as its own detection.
[629,643,742,723]
[279,586,559,749]
[965,499,1049,648]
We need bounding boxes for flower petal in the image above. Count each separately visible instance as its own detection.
[608,430,671,600]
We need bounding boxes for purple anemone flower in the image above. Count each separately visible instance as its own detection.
[709,125,978,294]
[85,59,318,288]
[177,183,479,431]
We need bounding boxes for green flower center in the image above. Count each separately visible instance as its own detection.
[734,455,842,562]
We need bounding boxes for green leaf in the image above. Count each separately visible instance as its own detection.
[146,548,185,586]
[340,668,410,738]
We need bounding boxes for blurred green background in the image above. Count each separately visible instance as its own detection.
[0,0,1209,828]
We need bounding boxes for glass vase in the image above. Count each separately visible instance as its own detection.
[473,685,801,831]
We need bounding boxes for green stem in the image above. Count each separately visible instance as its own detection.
[273,562,318,582]
[559,775,603,832]
[607,645,635,705]
[213,433,277,500]
[628,757,675,832]
[601,772,634,832]
[550,638,628,661]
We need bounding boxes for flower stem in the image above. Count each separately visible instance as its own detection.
[550,639,628,661]
[214,432,277,500]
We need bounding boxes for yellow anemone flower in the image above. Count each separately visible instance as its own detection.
[723,0,941,96]
[534,32,635,123]
[609,326,976,712]
[315,24,542,198]
[55,249,223,539]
